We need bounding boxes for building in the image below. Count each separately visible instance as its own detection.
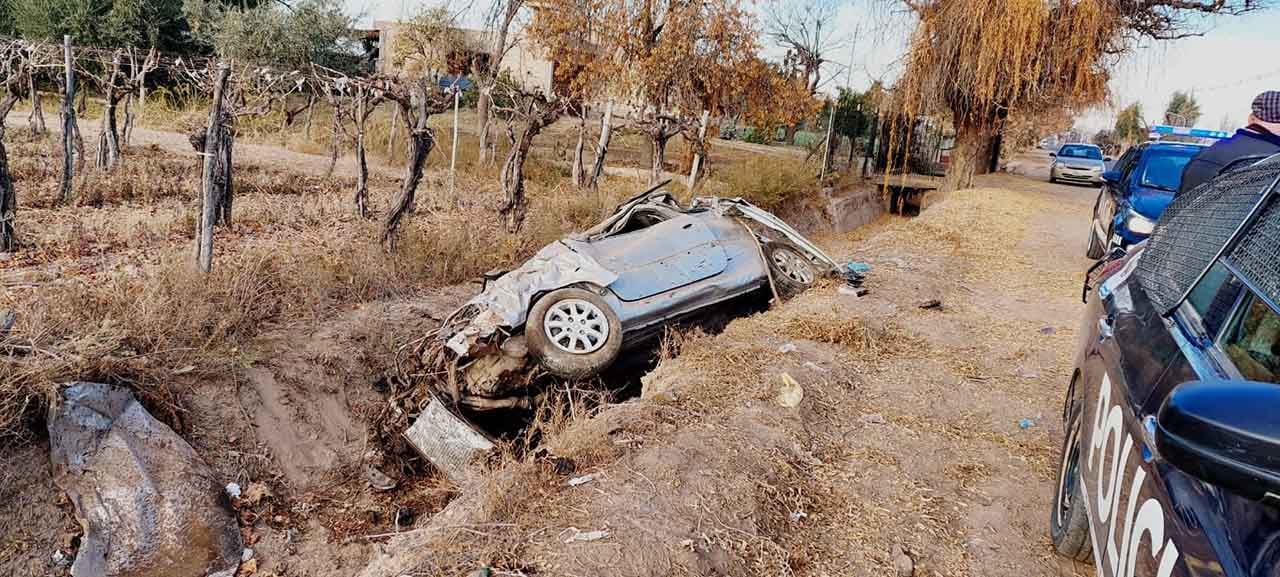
[370,21,555,96]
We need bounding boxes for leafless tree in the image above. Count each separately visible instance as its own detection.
[475,0,527,163]
[0,43,35,252]
[494,82,565,231]
[122,47,159,147]
[377,75,452,249]
[765,0,846,96]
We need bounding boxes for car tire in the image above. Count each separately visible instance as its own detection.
[526,287,623,380]
[1050,405,1093,561]
[1087,191,1108,260]
[764,242,818,298]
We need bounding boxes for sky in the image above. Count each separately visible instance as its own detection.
[346,0,1280,134]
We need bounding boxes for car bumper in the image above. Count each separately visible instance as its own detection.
[1053,167,1103,184]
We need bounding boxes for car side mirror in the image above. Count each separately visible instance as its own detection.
[1105,156,1114,162]
[1156,380,1280,506]
[1102,170,1122,185]
[1049,152,1057,158]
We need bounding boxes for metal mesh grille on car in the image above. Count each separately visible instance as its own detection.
[1225,197,1280,309]
[1134,156,1280,315]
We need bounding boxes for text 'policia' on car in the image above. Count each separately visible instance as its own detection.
[1050,153,1280,577]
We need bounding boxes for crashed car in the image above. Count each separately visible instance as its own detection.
[433,182,839,410]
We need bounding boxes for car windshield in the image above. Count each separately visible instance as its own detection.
[1139,149,1197,192]
[1058,145,1102,160]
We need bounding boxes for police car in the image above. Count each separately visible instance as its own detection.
[1051,154,1280,577]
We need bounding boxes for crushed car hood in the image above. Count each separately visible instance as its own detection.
[445,241,618,356]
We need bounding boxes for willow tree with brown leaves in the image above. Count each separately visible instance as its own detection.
[895,0,1264,191]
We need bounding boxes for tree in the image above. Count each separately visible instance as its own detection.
[1114,102,1145,145]
[1164,90,1201,127]
[475,0,527,163]
[187,0,355,69]
[8,0,190,51]
[832,86,872,165]
[0,43,37,252]
[894,0,1264,191]
[764,0,845,144]
[603,0,762,183]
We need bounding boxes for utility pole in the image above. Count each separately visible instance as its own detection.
[449,86,460,199]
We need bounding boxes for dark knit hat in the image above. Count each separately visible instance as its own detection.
[1253,91,1280,123]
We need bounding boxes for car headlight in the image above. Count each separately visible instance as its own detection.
[1125,211,1157,236]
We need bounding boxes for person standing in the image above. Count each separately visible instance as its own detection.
[1177,91,1280,196]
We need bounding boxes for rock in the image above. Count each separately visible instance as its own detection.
[863,413,887,425]
[48,382,243,577]
[891,544,915,577]
[777,342,798,354]
[0,310,15,339]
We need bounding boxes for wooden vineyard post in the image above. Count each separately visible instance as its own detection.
[195,64,231,273]
[58,35,77,204]
[588,100,614,191]
[688,109,709,189]
[449,87,460,199]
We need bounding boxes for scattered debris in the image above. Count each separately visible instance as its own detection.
[395,507,416,529]
[226,482,243,499]
[567,473,598,487]
[51,550,71,569]
[892,544,915,577]
[803,361,829,373]
[48,382,243,577]
[1019,418,1035,430]
[918,299,943,310]
[240,482,273,506]
[403,400,495,483]
[838,285,868,297]
[1039,326,1057,335]
[789,510,808,523]
[561,527,611,543]
[465,568,492,577]
[845,262,873,274]
[365,466,398,491]
[0,309,15,339]
[777,342,798,354]
[172,364,196,375]
[239,558,258,576]
[775,373,804,408]
[242,548,255,562]
[863,413,888,425]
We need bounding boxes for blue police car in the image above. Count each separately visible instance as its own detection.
[1051,155,1280,577]
[1086,141,1205,259]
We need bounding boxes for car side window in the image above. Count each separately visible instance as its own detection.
[1117,147,1141,181]
[1187,261,1245,338]
[1222,293,1280,384]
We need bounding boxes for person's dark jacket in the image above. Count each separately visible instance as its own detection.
[1177,125,1280,196]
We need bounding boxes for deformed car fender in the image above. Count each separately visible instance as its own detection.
[699,197,842,273]
[444,241,618,356]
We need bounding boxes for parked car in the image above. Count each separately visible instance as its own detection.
[1050,155,1280,577]
[1050,144,1109,185]
[432,182,839,411]
[1086,141,1205,259]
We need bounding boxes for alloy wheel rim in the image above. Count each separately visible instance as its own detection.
[544,299,610,354]
[1055,415,1082,527]
[773,248,815,285]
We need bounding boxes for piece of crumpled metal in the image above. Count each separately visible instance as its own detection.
[445,241,618,356]
[701,197,842,273]
[48,382,243,577]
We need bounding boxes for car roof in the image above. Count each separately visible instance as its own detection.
[1058,143,1100,149]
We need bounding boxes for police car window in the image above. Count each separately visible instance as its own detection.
[1188,261,1245,338]
[1223,293,1280,384]
[1139,151,1196,192]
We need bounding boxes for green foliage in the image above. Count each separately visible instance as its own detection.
[7,0,191,50]
[832,87,872,140]
[1164,91,1201,127]
[184,0,354,69]
[1114,103,1145,144]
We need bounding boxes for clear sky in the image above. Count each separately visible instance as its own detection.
[346,1,1280,134]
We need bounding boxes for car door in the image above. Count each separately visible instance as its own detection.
[1134,265,1280,577]
[1076,265,1192,577]
[575,213,730,302]
[1095,147,1140,244]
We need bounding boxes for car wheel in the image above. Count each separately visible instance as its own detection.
[1086,223,1106,260]
[1050,405,1093,561]
[765,243,817,298]
[526,287,623,379]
